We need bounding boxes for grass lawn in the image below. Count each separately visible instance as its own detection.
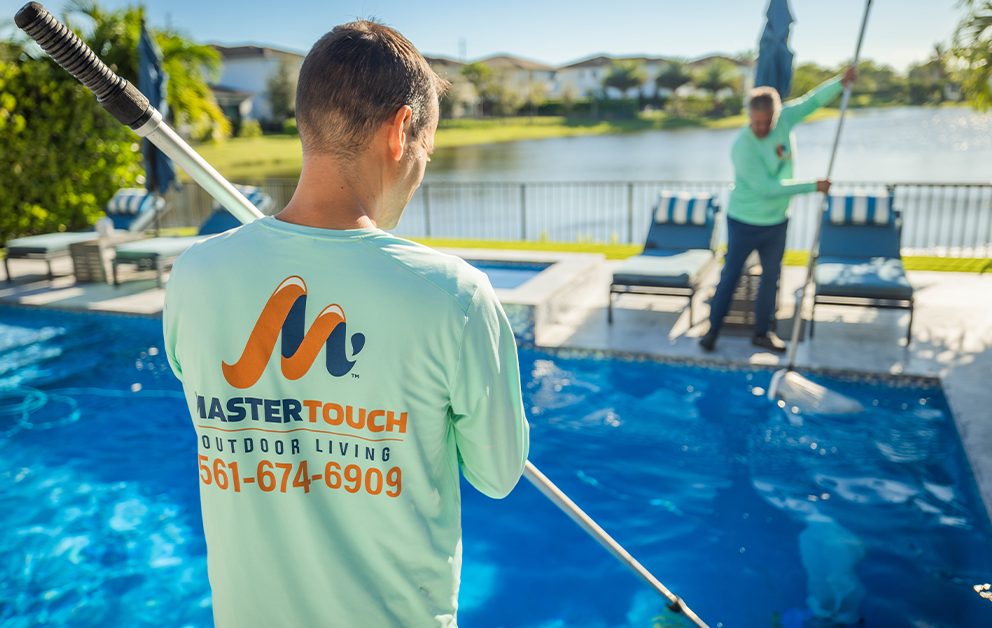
[192,110,841,181]
[412,238,990,273]
[149,232,987,273]
[193,135,304,180]
[0,236,985,275]
[412,238,644,260]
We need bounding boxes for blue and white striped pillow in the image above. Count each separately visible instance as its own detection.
[654,192,714,226]
[828,193,895,226]
[216,185,274,214]
[105,188,152,216]
[104,188,160,231]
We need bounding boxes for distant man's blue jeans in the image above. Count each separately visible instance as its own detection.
[708,217,788,335]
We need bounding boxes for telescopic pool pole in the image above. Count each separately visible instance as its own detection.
[768,0,873,415]
[14,3,706,625]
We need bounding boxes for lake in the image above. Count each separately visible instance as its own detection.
[396,107,991,252]
[426,107,992,184]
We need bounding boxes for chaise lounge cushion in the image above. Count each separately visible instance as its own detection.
[114,236,206,261]
[612,249,714,289]
[814,256,913,300]
[5,232,98,255]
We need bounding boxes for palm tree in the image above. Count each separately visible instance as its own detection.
[603,60,646,98]
[67,0,230,139]
[791,62,834,97]
[655,61,692,96]
[955,1,992,110]
[158,32,232,139]
[694,59,740,96]
[908,44,955,105]
[267,59,295,125]
[461,61,496,116]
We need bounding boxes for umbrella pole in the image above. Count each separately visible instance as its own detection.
[776,0,874,379]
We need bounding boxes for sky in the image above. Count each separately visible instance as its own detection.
[3,0,966,71]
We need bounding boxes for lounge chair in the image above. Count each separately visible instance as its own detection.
[112,185,273,288]
[3,189,165,282]
[810,191,915,345]
[609,192,719,326]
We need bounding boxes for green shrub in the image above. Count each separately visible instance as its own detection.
[237,119,263,138]
[0,57,142,242]
[282,117,298,135]
[533,100,564,116]
[665,94,712,119]
[708,95,744,118]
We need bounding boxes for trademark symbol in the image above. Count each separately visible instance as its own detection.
[352,373,360,379]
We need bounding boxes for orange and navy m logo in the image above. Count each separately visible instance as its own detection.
[222,276,365,388]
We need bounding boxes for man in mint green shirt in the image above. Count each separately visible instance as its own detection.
[700,67,856,353]
[163,21,529,627]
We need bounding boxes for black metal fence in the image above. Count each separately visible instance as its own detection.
[161,179,992,258]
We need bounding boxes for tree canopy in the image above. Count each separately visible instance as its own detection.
[655,61,692,93]
[603,60,646,96]
[267,59,295,126]
[0,53,142,241]
[693,59,740,95]
[67,0,230,140]
[1,0,230,241]
[955,0,992,110]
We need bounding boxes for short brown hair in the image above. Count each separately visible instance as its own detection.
[296,20,448,156]
[749,86,782,114]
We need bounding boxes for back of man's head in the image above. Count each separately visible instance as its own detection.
[296,20,447,158]
[748,86,782,115]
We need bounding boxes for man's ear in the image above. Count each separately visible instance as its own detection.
[386,105,414,162]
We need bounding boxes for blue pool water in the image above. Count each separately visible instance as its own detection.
[468,260,549,290]
[1,307,990,627]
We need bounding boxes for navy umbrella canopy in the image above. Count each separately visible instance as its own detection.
[138,21,176,195]
[754,0,795,98]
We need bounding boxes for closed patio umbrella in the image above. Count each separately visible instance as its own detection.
[754,0,795,98]
[138,21,175,198]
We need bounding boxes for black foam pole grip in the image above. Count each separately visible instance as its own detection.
[15,2,153,128]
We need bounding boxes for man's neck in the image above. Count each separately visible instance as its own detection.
[276,153,380,230]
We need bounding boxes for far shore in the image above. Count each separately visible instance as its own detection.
[193,109,842,180]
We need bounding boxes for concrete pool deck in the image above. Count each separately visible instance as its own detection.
[1,253,990,520]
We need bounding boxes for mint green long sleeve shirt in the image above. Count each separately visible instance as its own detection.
[162,217,530,627]
[727,77,844,225]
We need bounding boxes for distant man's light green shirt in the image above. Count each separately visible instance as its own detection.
[163,217,530,627]
[728,77,844,226]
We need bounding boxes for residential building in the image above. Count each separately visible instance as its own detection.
[478,54,556,105]
[555,55,685,100]
[210,44,305,125]
[207,45,755,123]
[554,55,613,99]
[683,54,753,99]
[425,55,480,118]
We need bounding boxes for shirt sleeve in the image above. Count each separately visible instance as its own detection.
[449,278,530,499]
[779,76,844,129]
[162,258,185,380]
[732,137,818,198]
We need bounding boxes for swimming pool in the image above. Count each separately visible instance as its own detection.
[468,260,550,290]
[1,307,990,627]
